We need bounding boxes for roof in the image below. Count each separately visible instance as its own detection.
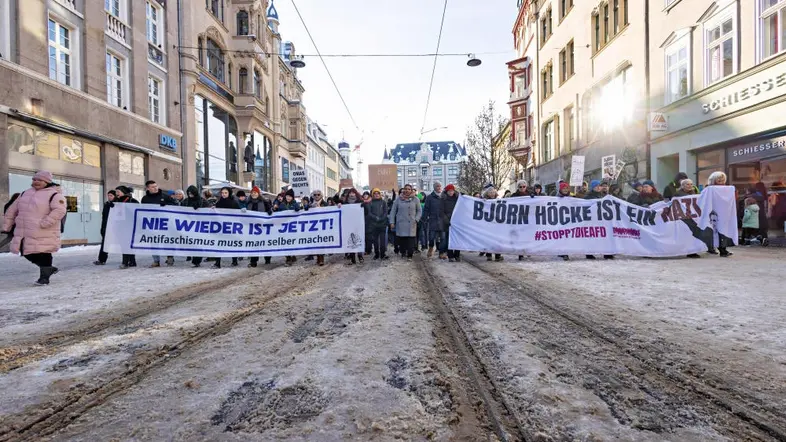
[385,141,467,163]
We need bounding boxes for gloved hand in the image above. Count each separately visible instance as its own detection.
[160,199,167,207]
[241,208,247,213]
[108,202,115,208]
[193,204,199,210]
[267,210,273,216]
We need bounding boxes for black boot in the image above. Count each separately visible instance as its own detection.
[231,258,239,267]
[213,259,221,268]
[35,266,58,286]
[264,256,271,264]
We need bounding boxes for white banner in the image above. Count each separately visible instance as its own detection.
[104,205,365,257]
[449,187,738,257]
[291,169,310,197]
[569,156,585,186]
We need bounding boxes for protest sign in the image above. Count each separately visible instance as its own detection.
[340,178,354,189]
[569,156,585,186]
[602,155,616,181]
[369,164,398,191]
[104,205,365,257]
[449,186,738,257]
[291,169,310,196]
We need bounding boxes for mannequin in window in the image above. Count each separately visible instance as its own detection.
[244,140,254,172]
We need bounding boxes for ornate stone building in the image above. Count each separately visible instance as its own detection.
[382,141,467,192]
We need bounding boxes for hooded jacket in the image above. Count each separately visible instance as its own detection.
[663,173,689,200]
[423,191,444,231]
[742,204,760,229]
[3,183,67,255]
[141,189,173,206]
[365,198,388,230]
[441,191,459,230]
[183,185,209,209]
[216,193,241,209]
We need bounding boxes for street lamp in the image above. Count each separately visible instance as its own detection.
[467,54,482,67]
[290,55,306,69]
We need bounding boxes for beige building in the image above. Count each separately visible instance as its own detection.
[514,0,649,194]
[181,0,307,194]
[0,0,183,245]
[649,0,786,240]
[323,139,339,197]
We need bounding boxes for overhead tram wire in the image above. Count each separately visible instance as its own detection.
[289,0,358,131]
[174,47,510,58]
[420,0,449,137]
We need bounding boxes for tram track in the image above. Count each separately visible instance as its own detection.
[460,256,786,441]
[0,262,340,442]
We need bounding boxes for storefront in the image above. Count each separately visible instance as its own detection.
[694,133,786,240]
[651,55,786,242]
[194,95,239,188]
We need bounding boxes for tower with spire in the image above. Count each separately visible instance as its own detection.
[266,0,279,34]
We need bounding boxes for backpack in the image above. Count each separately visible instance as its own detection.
[48,192,67,233]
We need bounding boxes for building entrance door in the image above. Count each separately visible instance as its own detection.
[8,172,103,245]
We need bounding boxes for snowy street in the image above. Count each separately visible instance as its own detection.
[0,246,784,441]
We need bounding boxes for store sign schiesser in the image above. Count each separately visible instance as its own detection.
[726,135,786,164]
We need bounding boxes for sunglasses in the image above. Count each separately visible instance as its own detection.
[518,185,527,188]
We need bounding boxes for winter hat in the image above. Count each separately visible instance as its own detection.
[107,190,117,197]
[445,184,455,192]
[559,182,569,191]
[173,189,185,197]
[362,191,371,198]
[643,179,655,188]
[33,170,54,183]
[483,183,494,190]
[285,188,295,199]
[534,183,543,190]
[590,180,601,190]
[631,181,642,190]
[236,190,246,197]
[116,185,133,195]
[675,172,688,182]
[372,188,381,194]
[251,186,262,194]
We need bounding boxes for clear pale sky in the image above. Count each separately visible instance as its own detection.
[273,0,517,183]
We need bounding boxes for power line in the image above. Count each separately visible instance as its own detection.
[175,46,509,58]
[289,0,358,131]
[420,0,449,138]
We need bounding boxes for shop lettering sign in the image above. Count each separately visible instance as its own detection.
[727,137,786,164]
[159,135,177,151]
[702,71,786,114]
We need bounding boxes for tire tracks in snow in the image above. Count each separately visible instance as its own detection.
[461,256,786,441]
[418,256,529,442]
[0,262,341,442]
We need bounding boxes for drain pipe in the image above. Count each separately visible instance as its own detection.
[177,0,188,190]
[644,0,652,180]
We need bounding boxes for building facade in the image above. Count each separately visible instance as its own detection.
[382,141,467,192]
[648,0,786,241]
[1,0,183,246]
[514,0,648,194]
[305,117,326,195]
[337,141,353,181]
[180,0,307,194]
[323,139,339,196]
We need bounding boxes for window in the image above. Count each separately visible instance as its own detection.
[206,38,225,82]
[593,13,601,52]
[541,7,553,45]
[448,166,458,176]
[105,0,120,17]
[421,155,428,162]
[228,63,232,89]
[665,35,690,104]
[603,4,610,43]
[253,69,261,98]
[197,38,204,65]
[568,40,575,77]
[106,52,125,108]
[564,106,575,152]
[560,0,574,20]
[759,0,786,60]
[542,120,555,163]
[7,122,101,167]
[148,75,163,124]
[624,0,629,25]
[421,167,428,176]
[1,0,11,60]
[237,10,249,36]
[434,167,443,177]
[592,1,628,55]
[407,168,417,177]
[239,68,248,93]
[541,63,553,99]
[559,48,567,84]
[614,0,620,33]
[704,7,736,85]
[146,1,162,47]
[48,19,72,87]
[208,0,222,22]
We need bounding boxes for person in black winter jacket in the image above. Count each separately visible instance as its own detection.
[185,186,211,267]
[141,180,175,267]
[440,184,460,262]
[423,182,445,259]
[276,189,301,265]
[93,190,117,265]
[584,180,614,260]
[1,193,21,250]
[663,172,689,200]
[627,180,663,208]
[366,188,389,260]
[211,187,240,268]
[113,186,139,268]
[245,186,273,267]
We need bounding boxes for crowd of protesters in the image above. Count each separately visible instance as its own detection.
[4,166,781,285]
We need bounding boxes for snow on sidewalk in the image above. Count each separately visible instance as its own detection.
[0,246,248,347]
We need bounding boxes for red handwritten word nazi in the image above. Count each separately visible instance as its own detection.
[612,227,641,239]
[534,226,607,241]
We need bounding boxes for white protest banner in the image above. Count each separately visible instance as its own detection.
[449,186,738,257]
[613,159,626,180]
[602,155,616,181]
[569,156,585,186]
[291,169,310,196]
[104,204,365,257]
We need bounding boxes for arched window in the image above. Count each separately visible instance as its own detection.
[206,38,224,82]
[237,10,249,36]
[239,68,248,94]
[253,69,261,98]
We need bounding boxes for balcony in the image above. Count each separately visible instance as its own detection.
[54,0,78,14]
[508,138,532,162]
[105,12,131,47]
[509,84,530,103]
[288,139,307,158]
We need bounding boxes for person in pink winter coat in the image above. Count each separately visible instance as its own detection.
[2,171,67,285]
